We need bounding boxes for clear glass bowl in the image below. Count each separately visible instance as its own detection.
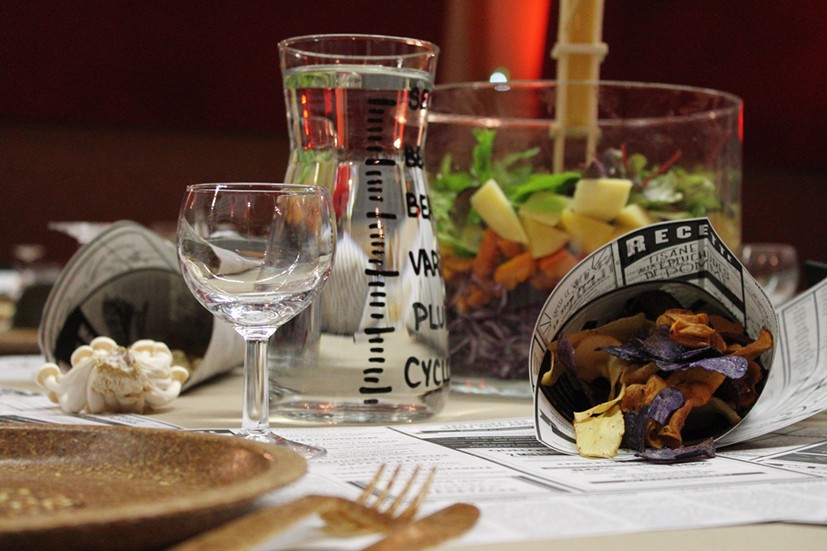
[425,80,743,397]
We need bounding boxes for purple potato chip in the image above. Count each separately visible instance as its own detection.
[558,335,577,376]
[621,406,650,452]
[722,376,751,410]
[596,341,652,364]
[559,335,596,404]
[676,346,720,362]
[657,355,748,378]
[641,326,689,361]
[636,438,716,463]
[647,387,686,425]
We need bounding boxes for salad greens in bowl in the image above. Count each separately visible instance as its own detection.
[425,80,743,396]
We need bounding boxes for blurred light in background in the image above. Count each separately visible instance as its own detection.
[489,68,510,83]
[441,0,552,82]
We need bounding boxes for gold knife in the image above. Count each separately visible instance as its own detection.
[362,503,480,551]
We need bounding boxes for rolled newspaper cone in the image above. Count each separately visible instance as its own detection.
[531,218,781,457]
[39,221,244,390]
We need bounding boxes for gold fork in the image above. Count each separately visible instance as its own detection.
[321,463,436,535]
[169,464,435,551]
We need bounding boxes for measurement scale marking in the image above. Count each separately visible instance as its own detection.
[359,386,392,395]
[365,268,400,277]
[367,212,397,220]
[361,95,398,404]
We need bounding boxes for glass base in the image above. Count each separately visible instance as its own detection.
[270,388,448,424]
[238,429,327,459]
[450,377,532,398]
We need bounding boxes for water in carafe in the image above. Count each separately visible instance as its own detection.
[270,35,448,422]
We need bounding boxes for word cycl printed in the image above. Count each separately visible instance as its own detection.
[404,356,449,389]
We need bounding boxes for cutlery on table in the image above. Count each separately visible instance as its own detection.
[171,464,476,550]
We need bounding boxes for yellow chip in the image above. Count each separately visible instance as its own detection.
[573,387,626,459]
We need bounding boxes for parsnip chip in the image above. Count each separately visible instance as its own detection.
[573,388,626,458]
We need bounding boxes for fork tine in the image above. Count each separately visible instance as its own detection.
[396,467,436,521]
[371,464,402,510]
[318,464,437,537]
[384,465,421,516]
[357,463,387,505]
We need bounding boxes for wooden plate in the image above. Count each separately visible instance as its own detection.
[0,424,306,550]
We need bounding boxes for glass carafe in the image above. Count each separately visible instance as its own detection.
[271,34,447,422]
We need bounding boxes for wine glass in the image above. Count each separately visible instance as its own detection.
[177,183,335,458]
[741,243,800,306]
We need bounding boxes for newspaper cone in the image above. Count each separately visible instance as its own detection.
[39,221,243,390]
[530,218,782,454]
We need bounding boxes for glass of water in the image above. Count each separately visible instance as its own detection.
[741,243,799,306]
[177,183,335,457]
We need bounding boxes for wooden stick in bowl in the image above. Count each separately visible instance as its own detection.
[551,0,607,172]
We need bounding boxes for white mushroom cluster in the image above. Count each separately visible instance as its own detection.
[36,337,189,414]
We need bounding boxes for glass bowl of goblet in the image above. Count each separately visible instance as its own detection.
[177,183,335,457]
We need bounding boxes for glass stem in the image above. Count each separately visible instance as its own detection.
[242,336,271,436]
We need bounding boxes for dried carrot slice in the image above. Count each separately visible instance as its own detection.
[471,228,501,280]
[493,252,536,291]
[495,236,525,259]
[537,248,578,280]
